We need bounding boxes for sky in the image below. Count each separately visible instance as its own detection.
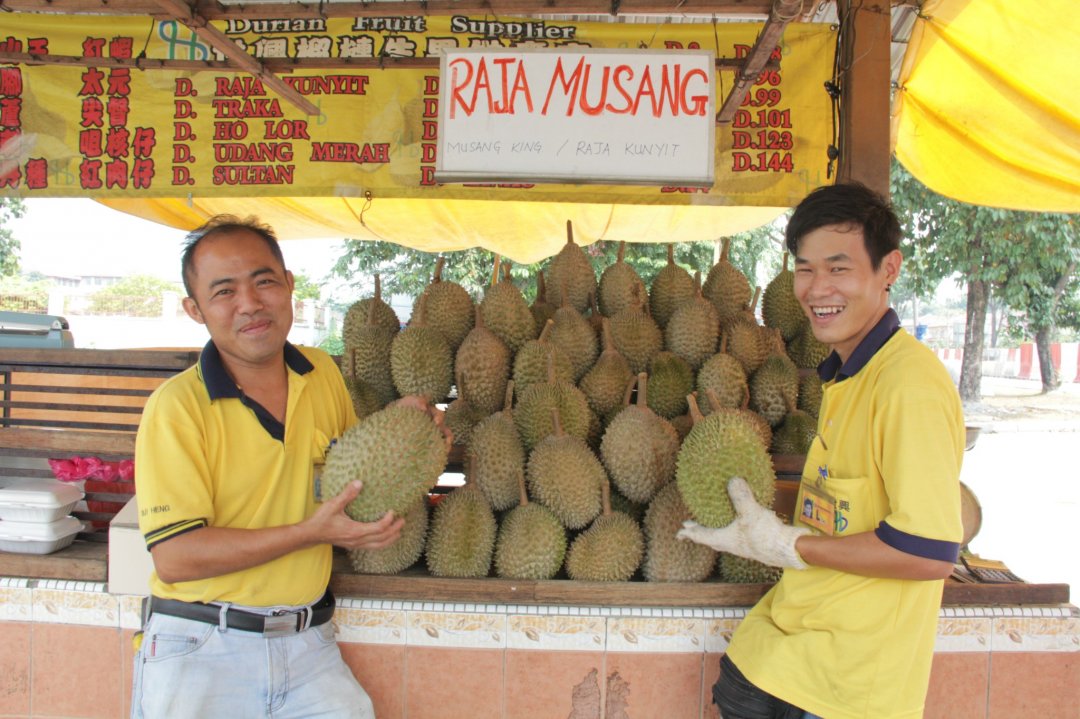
[10,198,346,287]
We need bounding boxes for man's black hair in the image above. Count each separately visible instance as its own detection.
[784,182,901,270]
[181,215,286,297]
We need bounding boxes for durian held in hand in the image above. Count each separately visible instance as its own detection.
[677,477,809,570]
[320,395,452,524]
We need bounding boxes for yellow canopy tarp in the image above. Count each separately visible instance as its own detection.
[893,0,1080,212]
[99,196,786,264]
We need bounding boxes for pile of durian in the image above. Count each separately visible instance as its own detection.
[323,227,829,584]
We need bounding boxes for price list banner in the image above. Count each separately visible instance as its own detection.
[0,15,835,207]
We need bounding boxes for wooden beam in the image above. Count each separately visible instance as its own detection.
[837,0,892,195]
[0,0,782,19]
[716,0,802,123]
[0,51,773,74]
[152,0,321,116]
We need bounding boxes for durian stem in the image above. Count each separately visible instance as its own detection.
[600,316,615,353]
[545,347,557,385]
[347,347,357,380]
[374,274,382,302]
[516,469,529,508]
[750,286,761,314]
[566,219,574,245]
[705,388,723,414]
[622,375,637,408]
[489,255,501,286]
[538,318,555,344]
[536,271,548,301]
[549,407,564,437]
[687,392,705,424]
[433,256,445,283]
[502,380,515,412]
[635,372,648,407]
[617,241,626,263]
[693,270,703,295]
[666,243,675,266]
[720,237,731,262]
[782,253,789,273]
[502,262,512,282]
[600,477,612,517]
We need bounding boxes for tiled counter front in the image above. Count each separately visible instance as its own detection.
[1,578,1078,719]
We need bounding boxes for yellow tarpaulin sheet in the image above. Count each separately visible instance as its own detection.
[99,196,788,264]
[894,0,1080,212]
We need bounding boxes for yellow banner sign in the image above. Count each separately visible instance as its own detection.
[0,15,835,207]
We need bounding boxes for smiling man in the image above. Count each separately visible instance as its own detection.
[131,216,411,719]
[680,183,964,719]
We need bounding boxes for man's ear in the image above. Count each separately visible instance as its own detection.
[882,249,903,287]
[286,269,295,292]
[182,296,205,325]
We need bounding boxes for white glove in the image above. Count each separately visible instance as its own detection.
[676,477,810,569]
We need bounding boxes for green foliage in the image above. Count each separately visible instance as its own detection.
[292,272,321,301]
[319,331,344,356]
[0,198,26,277]
[87,275,180,317]
[0,274,49,312]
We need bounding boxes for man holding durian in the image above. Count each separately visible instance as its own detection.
[680,183,964,719]
[131,216,442,718]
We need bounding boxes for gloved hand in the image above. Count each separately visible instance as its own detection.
[676,477,810,569]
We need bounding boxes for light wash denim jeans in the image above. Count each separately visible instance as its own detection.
[131,612,374,718]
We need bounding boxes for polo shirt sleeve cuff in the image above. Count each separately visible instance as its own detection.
[875,520,960,563]
[144,518,208,550]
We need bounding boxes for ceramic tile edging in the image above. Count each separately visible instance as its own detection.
[2,576,1076,655]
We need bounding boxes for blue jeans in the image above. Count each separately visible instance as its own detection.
[131,612,375,718]
[714,654,821,719]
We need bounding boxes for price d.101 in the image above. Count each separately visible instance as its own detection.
[731,108,792,129]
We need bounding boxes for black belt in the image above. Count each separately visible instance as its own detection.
[150,590,335,637]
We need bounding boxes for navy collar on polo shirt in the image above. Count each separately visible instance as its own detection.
[199,340,314,400]
[817,308,901,383]
[198,340,314,441]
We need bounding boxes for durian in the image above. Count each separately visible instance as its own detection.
[414,256,474,354]
[696,336,749,412]
[526,408,604,530]
[480,260,537,355]
[665,271,719,370]
[643,482,716,583]
[512,318,575,397]
[564,478,644,582]
[608,284,663,374]
[548,287,599,382]
[702,238,752,327]
[648,244,696,330]
[493,472,567,580]
[579,317,634,422]
[644,351,694,420]
[389,294,453,403]
[600,373,680,505]
[514,355,592,452]
[425,470,496,578]
[455,305,511,415]
[749,352,800,428]
[675,394,775,528]
[467,383,526,512]
[545,220,597,315]
[348,498,428,575]
[321,403,449,522]
[761,254,807,342]
[598,241,646,317]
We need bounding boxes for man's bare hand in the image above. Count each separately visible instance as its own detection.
[306,480,405,551]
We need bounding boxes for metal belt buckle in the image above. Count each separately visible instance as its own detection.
[262,613,298,638]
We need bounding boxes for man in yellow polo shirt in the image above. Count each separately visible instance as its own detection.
[132,216,424,718]
[680,183,964,719]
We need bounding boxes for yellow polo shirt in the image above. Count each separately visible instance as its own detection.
[135,341,357,607]
[728,315,964,719]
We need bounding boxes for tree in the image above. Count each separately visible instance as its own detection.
[87,275,180,317]
[891,161,1080,398]
[291,272,321,301]
[0,274,49,312]
[0,198,26,277]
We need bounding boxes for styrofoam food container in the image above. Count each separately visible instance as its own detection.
[0,516,84,554]
[0,480,84,523]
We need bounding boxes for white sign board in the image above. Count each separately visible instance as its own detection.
[435,48,716,187]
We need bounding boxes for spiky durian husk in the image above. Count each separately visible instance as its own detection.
[643,482,716,583]
[389,325,453,402]
[770,410,817,455]
[425,485,496,578]
[600,406,680,505]
[695,352,746,413]
[468,413,526,512]
[798,373,824,418]
[514,381,592,452]
[321,405,448,523]
[565,512,644,582]
[548,306,599,382]
[649,253,695,329]
[342,297,400,344]
[761,263,806,342]
[724,318,770,375]
[749,353,800,427]
[526,434,604,530]
[719,553,783,584]
[598,258,646,318]
[546,238,597,315]
[609,307,663,375]
[580,351,633,421]
[675,411,775,528]
[348,499,428,575]
[455,323,511,415]
[415,280,474,354]
[703,256,752,327]
[665,295,719,370]
[787,325,832,369]
[645,352,694,420]
[494,503,567,580]
[480,281,537,355]
[444,396,488,447]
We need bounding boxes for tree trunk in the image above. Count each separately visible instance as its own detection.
[958,279,987,402]
[1034,325,1060,392]
[989,300,999,348]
